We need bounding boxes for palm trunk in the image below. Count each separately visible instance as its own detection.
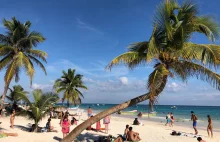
[67,99,69,107]
[1,83,9,110]
[34,120,38,132]
[61,75,168,142]
[61,92,150,142]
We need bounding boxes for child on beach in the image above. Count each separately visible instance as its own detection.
[207,115,213,138]
[10,109,15,128]
[61,115,71,138]
[46,118,58,132]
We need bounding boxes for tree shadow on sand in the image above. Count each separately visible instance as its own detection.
[53,132,114,142]
[14,125,31,132]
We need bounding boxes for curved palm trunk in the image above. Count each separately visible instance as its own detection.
[61,75,168,142]
[61,92,150,142]
[1,83,9,111]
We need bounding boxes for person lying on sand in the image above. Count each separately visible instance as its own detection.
[127,127,141,141]
[197,137,206,142]
[46,118,58,132]
[0,131,18,138]
[133,118,144,126]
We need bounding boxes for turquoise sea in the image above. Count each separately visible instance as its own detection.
[57,103,220,121]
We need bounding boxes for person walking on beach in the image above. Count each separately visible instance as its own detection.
[207,115,213,138]
[191,111,198,135]
[88,107,92,118]
[165,112,171,126]
[103,115,110,134]
[10,109,15,128]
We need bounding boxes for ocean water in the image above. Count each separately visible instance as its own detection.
[57,103,220,121]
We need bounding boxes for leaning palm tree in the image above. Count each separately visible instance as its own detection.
[18,89,59,132]
[62,1,220,141]
[0,17,47,108]
[6,85,28,110]
[53,68,88,107]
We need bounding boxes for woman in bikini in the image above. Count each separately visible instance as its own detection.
[207,115,213,138]
[61,115,71,138]
[10,109,15,128]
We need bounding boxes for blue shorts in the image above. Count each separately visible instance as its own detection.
[167,119,171,123]
[88,113,92,117]
[193,121,197,127]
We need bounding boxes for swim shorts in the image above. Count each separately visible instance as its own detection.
[88,113,92,117]
[193,121,197,127]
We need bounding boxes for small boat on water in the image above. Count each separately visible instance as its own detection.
[171,106,177,109]
[69,105,79,110]
[129,110,138,113]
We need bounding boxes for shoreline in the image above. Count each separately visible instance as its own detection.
[0,109,220,142]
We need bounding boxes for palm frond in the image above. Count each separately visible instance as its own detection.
[169,60,220,90]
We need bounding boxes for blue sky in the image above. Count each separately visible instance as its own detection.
[0,0,220,106]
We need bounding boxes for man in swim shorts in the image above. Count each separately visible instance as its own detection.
[191,111,198,135]
[87,107,92,118]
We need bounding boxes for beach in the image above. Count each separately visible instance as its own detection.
[0,109,220,142]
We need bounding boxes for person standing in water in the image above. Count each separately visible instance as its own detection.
[191,111,198,135]
[207,115,213,138]
[87,107,92,118]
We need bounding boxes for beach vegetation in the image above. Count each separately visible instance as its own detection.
[53,68,88,107]
[62,0,220,141]
[18,89,59,132]
[0,17,47,108]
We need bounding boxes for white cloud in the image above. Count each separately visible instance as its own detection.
[84,77,146,93]
[119,77,128,85]
[166,82,184,93]
[46,59,129,78]
[31,83,53,90]
[76,17,103,34]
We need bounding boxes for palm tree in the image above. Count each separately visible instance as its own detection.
[53,68,88,107]
[18,89,59,132]
[6,85,28,110]
[0,17,47,108]
[62,1,220,141]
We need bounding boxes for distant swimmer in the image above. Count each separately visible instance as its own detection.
[191,111,198,135]
[207,115,213,138]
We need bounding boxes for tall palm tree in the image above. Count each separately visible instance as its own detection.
[62,1,220,141]
[53,68,88,107]
[6,85,28,110]
[18,89,59,132]
[0,17,47,108]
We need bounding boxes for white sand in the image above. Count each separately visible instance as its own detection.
[0,110,220,142]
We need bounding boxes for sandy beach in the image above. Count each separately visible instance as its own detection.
[0,109,220,142]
